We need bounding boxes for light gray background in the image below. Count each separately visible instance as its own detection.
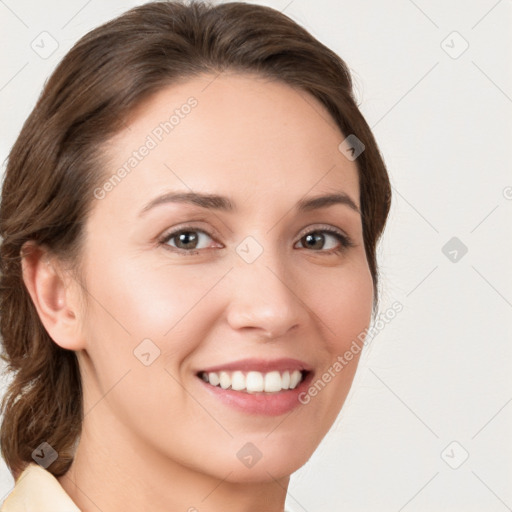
[1,1,511,511]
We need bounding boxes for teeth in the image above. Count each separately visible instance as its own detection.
[219,371,231,389]
[200,369,304,393]
[264,371,282,392]
[246,371,264,392]
[290,369,302,389]
[231,371,245,391]
[282,370,290,389]
[208,372,220,386]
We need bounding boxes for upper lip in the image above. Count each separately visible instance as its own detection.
[197,358,313,374]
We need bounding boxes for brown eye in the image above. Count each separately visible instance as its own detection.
[296,229,354,254]
[160,228,215,253]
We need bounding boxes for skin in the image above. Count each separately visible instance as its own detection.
[22,72,374,512]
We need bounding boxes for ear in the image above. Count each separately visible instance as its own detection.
[20,241,86,351]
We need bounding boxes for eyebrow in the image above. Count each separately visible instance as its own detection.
[139,191,360,216]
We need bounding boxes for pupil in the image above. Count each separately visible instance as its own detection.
[178,231,197,249]
[305,233,323,249]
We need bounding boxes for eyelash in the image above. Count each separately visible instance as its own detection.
[158,224,356,256]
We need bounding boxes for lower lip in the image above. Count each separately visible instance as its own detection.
[197,372,314,416]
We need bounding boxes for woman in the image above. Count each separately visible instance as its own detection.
[0,1,391,511]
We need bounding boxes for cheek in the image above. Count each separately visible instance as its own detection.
[76,257,214,426]
[80,254,229,366]
[310,258,374,350]
[301,258,373,399]
[295,263,373,430]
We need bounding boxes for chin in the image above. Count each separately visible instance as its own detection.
[207,436,316,484]
[220,457,307,484]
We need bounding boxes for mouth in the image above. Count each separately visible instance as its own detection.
[194,358,314,416]
[196,369,310,394]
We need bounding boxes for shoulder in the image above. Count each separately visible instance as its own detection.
[1,463,81,512]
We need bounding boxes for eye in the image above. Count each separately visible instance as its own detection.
[295,227,355,254]
[158,225,355,256]
[159,227,218,254]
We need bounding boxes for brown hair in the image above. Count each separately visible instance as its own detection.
[0,0,391,479]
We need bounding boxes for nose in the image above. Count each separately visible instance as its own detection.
[225,249,306,340]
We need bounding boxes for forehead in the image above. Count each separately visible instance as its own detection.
[96,72,360,218]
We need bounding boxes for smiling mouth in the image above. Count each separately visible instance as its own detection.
[197,369,310,394]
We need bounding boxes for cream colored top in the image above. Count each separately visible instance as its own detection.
[1,463,81,512]
[1,462,294,511]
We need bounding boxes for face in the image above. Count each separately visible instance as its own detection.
[73,72,373,482]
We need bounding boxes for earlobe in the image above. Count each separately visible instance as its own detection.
[20,241,85,351]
